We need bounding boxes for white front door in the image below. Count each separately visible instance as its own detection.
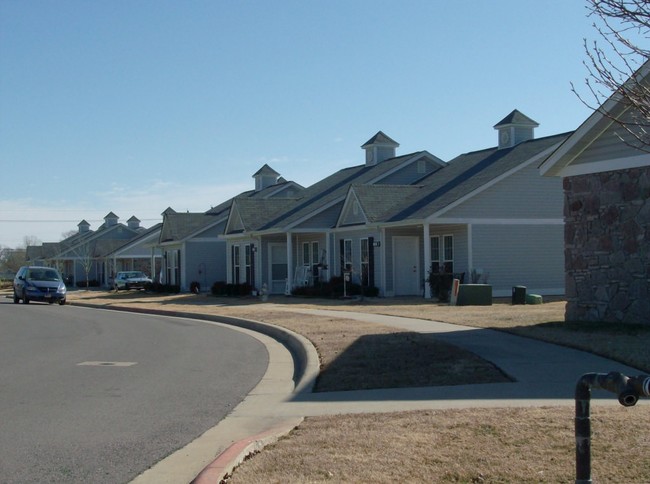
[268,243,288,294]
[393,236,420,296]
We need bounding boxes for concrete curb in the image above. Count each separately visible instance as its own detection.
[190,418,303,484]
[69,301,320,394]
[69,301,320,483]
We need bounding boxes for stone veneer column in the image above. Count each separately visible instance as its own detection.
[563,166,650,324]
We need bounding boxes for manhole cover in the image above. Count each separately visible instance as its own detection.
[77,361,137,367]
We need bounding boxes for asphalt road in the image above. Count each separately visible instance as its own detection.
[0,299,268,483]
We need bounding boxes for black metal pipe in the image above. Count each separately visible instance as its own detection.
[575,371,650,484]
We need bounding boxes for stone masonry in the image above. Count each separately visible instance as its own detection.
[563,166,650,324]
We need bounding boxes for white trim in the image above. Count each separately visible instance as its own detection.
[380,227,387,296]
[336,190,368,227]
[286,232,293,292]
[467,224,473,273]
[391,235,420,296]
[554,153,650,177]
[430,218,564,225]
[423,224,431,299]
[540,63,650,177]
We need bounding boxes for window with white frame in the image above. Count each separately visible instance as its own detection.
[302,242,310,266]
[360,238,369,286]
[231,245,240,284]
[166,250,178,284]
[245,244,251,284]
[311,241,320,283]
[311,242,319,266]
[443,235,454,273]
[430,235,453,273]
[344,239,352,271]
[430,236,441,273]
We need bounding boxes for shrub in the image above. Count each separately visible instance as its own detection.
[292,277,379,298]
[211,281,252,297]
[146,282,180,293]
[76,279,100,288]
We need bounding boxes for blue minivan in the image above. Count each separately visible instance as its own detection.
[13,266,67,305]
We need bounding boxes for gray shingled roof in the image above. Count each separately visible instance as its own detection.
[159,213,221,243]
[494,109,539,128]
[383,132,571,222]
[361,131,400,148]
[348,184,422,224]
[103,223,162,256]
[230,197,297,232]
[258,151,429,230]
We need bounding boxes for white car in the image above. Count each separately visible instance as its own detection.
[113,271,152,291]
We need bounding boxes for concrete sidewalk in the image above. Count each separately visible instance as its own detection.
[125,306,645,483]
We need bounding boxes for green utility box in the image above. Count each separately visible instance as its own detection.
[457,284,492,306]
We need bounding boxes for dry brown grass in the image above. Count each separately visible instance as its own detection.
[228,406,650,483]
[60,291,650,482]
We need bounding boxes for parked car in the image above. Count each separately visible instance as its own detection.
[113,271,152,291]
[13,266,67,305]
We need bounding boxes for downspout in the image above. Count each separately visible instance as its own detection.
[381,227,387,296]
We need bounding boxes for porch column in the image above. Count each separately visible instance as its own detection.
[467,224,473,274]
[286,232,293,294]
[423,224,431,299]
[380,227,387,296]
[325,232,331,282]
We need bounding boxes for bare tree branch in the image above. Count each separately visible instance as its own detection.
[573,0,650,152]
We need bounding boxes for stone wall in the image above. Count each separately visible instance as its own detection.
[563,166,650,324]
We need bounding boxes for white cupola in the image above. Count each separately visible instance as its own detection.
[78,219,91,234]
[494,110,539,149]
[127,216,141,230]
[104,212,119,227]
[252,164,281,191]
[361,131,399,166]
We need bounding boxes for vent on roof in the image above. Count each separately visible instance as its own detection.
[253,164,281,191]
[494,110,539,149]
[361,131,399,166]
[104,212,119,227]
[127,216,141,230]
[78,219,91,233]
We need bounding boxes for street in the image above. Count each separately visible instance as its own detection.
[0,300,268,483]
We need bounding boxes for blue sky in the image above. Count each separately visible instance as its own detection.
[1,0,600,247]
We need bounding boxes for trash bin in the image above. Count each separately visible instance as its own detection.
[512,285,526,305]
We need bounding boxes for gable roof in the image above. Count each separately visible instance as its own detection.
[360,133,571,224]
[540,60,650,177]
[253,151,442,231]
[338,184,422,226]
[361,131,400,148]
[55,223,140,258]
[252,163,281,178]
[226,197,297,233]
[159,212,223,243]
[494,109,539,128]
[104,223,162,257]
